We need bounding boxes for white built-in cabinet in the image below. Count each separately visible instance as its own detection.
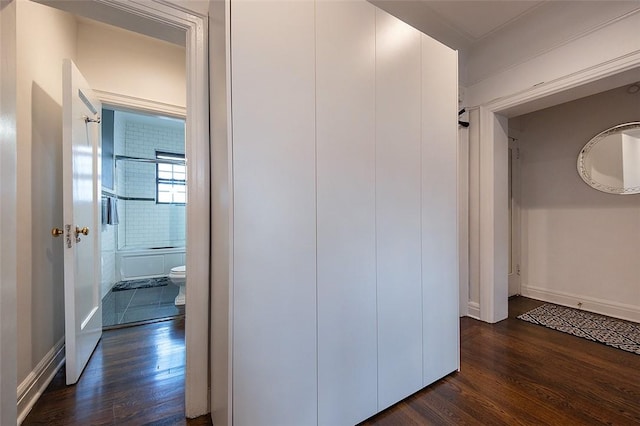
[231,1,317,425]
[231,1,458,425]
[375,10,424,411]
[316,2,378,425]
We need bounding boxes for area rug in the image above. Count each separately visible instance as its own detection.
[111,276,170,292]
[518,303,640,355]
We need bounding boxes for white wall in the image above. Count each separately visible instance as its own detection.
[178,0,209,17]
[467,108,481,316]
[511,86,640,321]
[230,1,458,425]
[465,10,640,108]
[76,19,186,109]
[0,1,18,424]
[100,110,124,298]
[209,0,232,423]
[465,2,640,87]
[101,219,116,298]
[15,0,77,389]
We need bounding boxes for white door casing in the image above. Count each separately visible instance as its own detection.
[508,137,521,297]
[62,58,102,385]
[473,53,640,323]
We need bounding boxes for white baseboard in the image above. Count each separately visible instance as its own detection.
[521,284,640,323]
[467,301,480,320]
[17,339,65,425]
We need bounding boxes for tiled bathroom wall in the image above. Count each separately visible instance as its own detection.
[115,113,186,249]
[101,223,116,298]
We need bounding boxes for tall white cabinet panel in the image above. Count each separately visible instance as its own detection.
[421,35,460,385]
[316,2,377,425]
[375,9,424,411]
[228,1,459,424]
[231,2,317,425]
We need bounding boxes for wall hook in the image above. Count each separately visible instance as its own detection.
[458,108,469,128]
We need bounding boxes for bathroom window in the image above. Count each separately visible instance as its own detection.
[156,151,186,204]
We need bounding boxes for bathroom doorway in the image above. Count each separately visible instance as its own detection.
[30,0,210,417]
[100,107,187,327]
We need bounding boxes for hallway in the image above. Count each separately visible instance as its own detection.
[22,318,210,425]
[362,297,640,425]
[23,298,640,424]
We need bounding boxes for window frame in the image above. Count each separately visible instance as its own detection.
[155,151,186,205]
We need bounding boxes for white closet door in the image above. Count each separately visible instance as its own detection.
[231,1,317,425]
[316,2,377,425]
[375,9,424,411]
[421,35,460,385]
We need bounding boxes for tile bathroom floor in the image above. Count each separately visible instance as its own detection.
[102,282,184,327]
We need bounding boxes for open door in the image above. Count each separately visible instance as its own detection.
[61,59,102,385]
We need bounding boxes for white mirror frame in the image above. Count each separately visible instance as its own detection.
[577,121,640,195]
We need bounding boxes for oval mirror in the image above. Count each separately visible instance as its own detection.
[577,122,640,194]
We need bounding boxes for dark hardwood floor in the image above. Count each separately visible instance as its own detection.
[22,318,211,425]
[362,297,640,425]
[24,297,640,425]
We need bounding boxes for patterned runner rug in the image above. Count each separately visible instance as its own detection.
[518,303,640,355]
[112,276,170,292]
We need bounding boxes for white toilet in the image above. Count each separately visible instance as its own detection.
[169,265,186,306]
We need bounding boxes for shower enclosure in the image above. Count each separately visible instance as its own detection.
[116,154,186,251]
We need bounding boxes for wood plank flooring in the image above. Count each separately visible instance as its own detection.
[24,297,640,425]
[361,297,640,425]
[22,318,211,425]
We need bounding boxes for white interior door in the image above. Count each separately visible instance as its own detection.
[508,137,521,297]
[62,58,102,385]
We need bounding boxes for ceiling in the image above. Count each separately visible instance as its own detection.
[371,0,548,53]
[373,0,640,85]
[373,0,639,51]
[413,1,545,46]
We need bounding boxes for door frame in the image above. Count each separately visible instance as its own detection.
[36,0,210,417]
[507,136,521,297]
[474,53,640,324]
[101,2,211,417]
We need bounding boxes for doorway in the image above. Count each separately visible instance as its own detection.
[28,0,210,418]
[101,107,187,328]
[474,64,640,324]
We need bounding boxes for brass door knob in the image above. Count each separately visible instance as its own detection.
[51,227,64,237]
[76,226,89,236]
